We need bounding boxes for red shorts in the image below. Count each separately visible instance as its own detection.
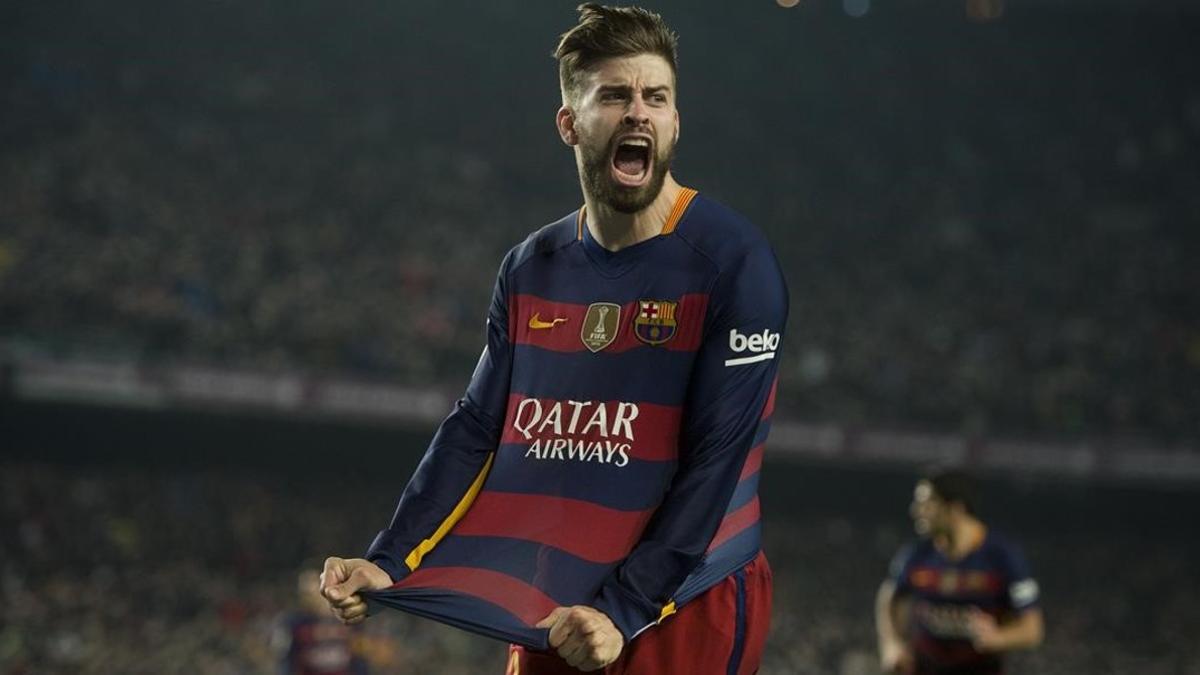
[506,552,772,675]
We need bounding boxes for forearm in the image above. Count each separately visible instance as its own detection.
[875,582,903,649]
[591,448,750,639]
[876,584,917,674]
[590,380,774,639]
[986,610,1044,652]
[365,399,499,579]
[366,261,513,579]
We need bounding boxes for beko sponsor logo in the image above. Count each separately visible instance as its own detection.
[725,328,780,367]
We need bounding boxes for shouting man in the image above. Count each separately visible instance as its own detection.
[319,5,788,673]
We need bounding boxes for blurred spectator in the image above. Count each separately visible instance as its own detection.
[271,569,369,675]
[1,0,1196,444]
[0,462,507,674]
[2,460,1196,674]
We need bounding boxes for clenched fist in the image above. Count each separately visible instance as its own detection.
[536,605,625,672]
[319,557,393,625]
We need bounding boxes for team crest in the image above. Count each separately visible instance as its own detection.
[634,299,678,346]
[581,302,621,352]
[965,571,990,592]
[939,570,960,595]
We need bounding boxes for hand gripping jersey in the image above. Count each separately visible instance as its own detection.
[889,532,1041,675]
[363,188,788,650]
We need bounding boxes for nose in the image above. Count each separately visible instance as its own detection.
[623,95,650,127]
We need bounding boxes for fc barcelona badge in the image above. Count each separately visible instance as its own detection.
[634,299,678,346]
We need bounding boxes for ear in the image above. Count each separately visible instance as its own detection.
[556,106,578,146]
[673,109,680,145]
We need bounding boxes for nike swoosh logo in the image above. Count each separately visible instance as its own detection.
[529,312,569,330]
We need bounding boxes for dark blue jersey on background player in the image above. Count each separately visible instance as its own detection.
[876,469,1044,675]
[273,570,368,675]
[317,4,787,674]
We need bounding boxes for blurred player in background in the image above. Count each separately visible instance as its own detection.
[274,569,369,675]
[318,3,786,673]
[876,468,1044,675]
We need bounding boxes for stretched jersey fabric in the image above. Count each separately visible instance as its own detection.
[889,531,1041,675]
[506,552,773,675]
[363,188,788,650]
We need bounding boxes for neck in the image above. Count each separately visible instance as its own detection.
[934,517,987,560]
[582,174,682,252]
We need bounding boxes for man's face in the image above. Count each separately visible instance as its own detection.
[909,480,949,538]
[566,53,679,213]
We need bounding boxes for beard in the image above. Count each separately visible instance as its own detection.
[579,131,676,214]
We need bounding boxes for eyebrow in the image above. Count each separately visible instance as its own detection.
[597,84,673,95]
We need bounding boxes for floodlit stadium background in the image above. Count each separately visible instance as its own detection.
[2,0,1197,673]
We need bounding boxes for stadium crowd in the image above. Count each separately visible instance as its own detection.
[0,461,504,674]
[1,1,1198,443]
[3,2,1197,673]
[2,460,1197,674]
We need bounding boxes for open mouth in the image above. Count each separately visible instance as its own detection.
[611,136,652,187]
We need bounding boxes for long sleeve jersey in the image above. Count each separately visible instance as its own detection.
[364,188,788,649]
[889,531,1041,675]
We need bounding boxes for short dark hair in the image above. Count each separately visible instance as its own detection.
[924,466,979,515]
[553,3,679,104]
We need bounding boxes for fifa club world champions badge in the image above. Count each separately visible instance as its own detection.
[582,302,621,352]
[634,299,678,346]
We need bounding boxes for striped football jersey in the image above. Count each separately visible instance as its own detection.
[364,188,788,648]
[889,531,1041,674]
